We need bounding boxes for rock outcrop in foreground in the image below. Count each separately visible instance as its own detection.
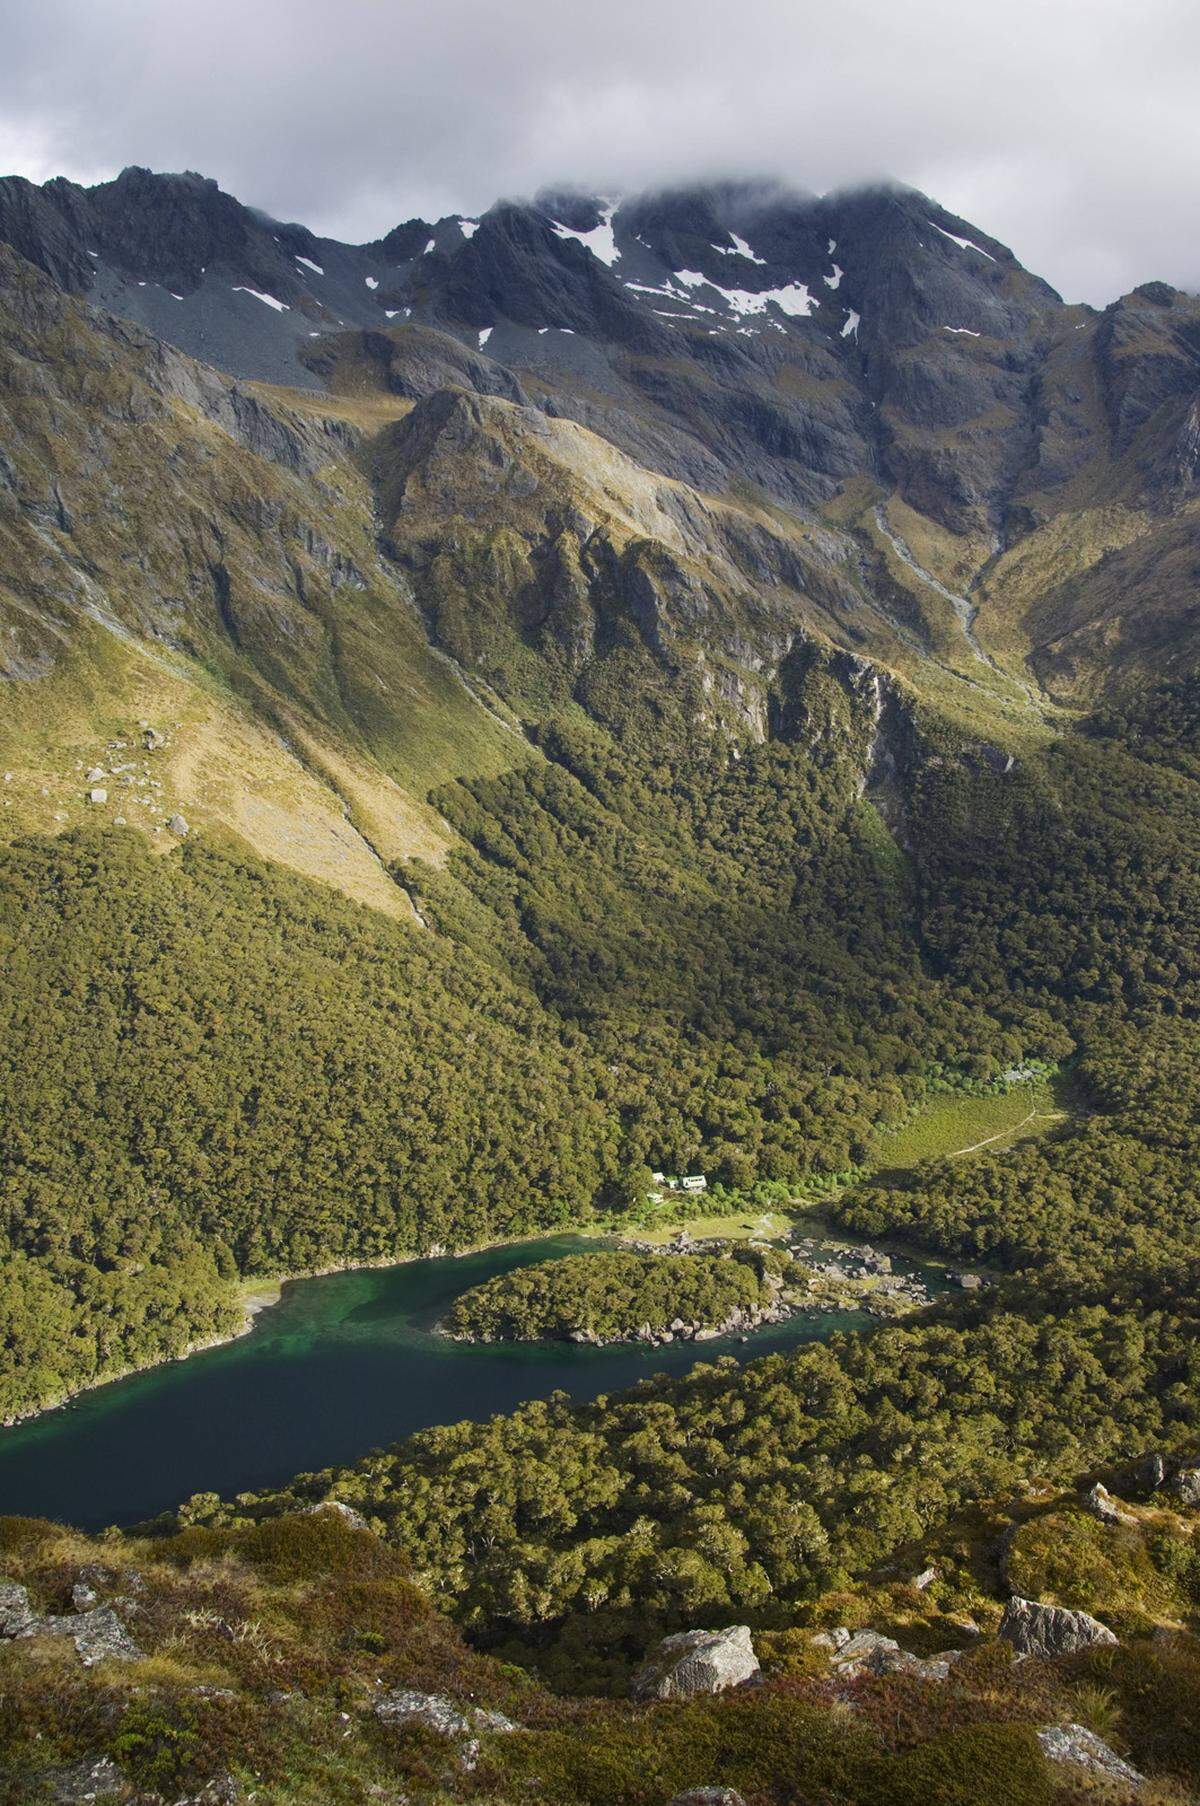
[998,1595,1118,1659]
[632,1626,761,1700]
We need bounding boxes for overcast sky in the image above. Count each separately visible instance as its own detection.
[1,0,1198,304]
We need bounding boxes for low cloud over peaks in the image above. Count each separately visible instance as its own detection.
[2,0,1199,303]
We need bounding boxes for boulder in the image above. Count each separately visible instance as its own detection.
[63,1604,144,1666]
[825,1626,957,1681]
[632,1626,760,1700]
[998,1596,1117,1659]
[830,1628,899,1668]
[167,812,190,836]
[1134,1452,1166,1494]
[811,1625,853,1652]
[1170,1466,1200,1507]
[373,1688,517,1771]
[302,1498,369,1532]
[1083,1482,1137,1527]
[87,787,107,804]
[1037,1723,1144,1788]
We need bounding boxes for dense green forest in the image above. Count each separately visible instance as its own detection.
[0,652,1033,1420]
[0,831,617,1419]
[5,642,1200,1503]
[444,1245,791,1343]
[147,677,1200,1686]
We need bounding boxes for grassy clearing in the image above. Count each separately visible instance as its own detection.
[629,1209,793,1247]
[867,1075,1068,1173]
[624,1077,1074,1246]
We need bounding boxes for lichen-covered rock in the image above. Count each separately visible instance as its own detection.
[632,1626,760,1700]
[1171,1466,1200,1507]
[0,1582,143,1665]
[1083,1482,1136,1526]
[1135,1452,1166,1494]
[811,1625,853,1652]
[373,1688,517,1770]
[829,1628,900,1669]
[998,1596,1117,1659]
[1037,1723,1144,1788]
[302,1498,369,1531]
[819,1625,957,1681]
[34,1755,129,1802]
[669,1791,747,1806]
[0,1578,34,1636]
[175,1774,241,1805]
[58,1603,144,1665]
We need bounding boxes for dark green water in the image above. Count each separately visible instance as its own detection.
[0,1233,891,1532]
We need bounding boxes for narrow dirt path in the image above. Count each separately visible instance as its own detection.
[948,1109,1065,1157]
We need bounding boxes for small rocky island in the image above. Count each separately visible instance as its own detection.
[442,1234,949,1348]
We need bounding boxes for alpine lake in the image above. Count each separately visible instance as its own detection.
[0,1224,943,1531]
[0,1078,1063,1531]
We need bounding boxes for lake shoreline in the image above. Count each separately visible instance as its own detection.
[0,1227,616,1432]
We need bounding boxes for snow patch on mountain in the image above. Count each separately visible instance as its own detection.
[716,232,766,264]
[930,222,996,262]
[233,287,289,312]
[674,270,813,318]
[552,204,619,267]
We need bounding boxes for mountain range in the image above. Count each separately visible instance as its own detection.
[3,164,1200,913]
[4,160,1200,1806]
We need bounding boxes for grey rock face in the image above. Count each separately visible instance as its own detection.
[998,1596,1117,1659]
[55,1604,144,1666]
[829,1628,900,1668]
[1037,1723,1143,1788]
[373,1688,517,1771]
[632,1625,760,1700]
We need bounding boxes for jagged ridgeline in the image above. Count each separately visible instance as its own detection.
[3,159,1200,1455]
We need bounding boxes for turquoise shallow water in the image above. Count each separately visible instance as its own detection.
[0,1232,899,1531]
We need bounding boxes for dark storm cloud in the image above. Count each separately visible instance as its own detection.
[2,0,1199,303]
